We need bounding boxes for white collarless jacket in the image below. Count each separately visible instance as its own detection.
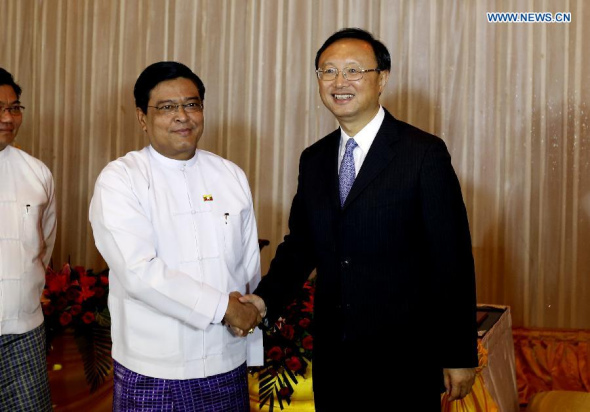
[90,146,262,379]
[0,146,56,336]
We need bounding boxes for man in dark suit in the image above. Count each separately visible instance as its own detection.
[242,28,478,411]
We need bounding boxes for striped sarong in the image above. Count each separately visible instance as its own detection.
[0,323,52,411]
[113,361,249,411]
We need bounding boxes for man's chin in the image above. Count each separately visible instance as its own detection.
[0,136,15,151]
[330,107,359,122]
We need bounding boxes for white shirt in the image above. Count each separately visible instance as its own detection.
[337,106,385,176]
[89,146,262,379]
[0,145,56,335]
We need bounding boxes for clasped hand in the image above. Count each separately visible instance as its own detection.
[222,292,263,337]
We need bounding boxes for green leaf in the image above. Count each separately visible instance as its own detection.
[95,307,111,328]
[284,368,298,386]
[74,323,113,393]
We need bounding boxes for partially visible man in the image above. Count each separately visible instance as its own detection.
[89,61,262,411]
[0,67,57,412]
[243,28,478,411]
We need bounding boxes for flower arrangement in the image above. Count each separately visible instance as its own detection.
[42,263,112,392]
[250,278,315,411]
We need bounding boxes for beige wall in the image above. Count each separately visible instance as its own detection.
[2,0,589,329]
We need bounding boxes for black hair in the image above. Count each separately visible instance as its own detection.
[0,68,22,99]
[314,28,391,71]
[134,61,205,114]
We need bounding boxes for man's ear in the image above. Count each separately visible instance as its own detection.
[136,107,148,133]
[378,70,390,94]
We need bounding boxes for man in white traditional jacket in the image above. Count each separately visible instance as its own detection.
[0,68,56,412]
[89,61,262,411]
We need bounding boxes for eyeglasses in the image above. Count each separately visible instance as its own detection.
[147,102,203,115]
[0,105,25,116]
[316,65,381,81]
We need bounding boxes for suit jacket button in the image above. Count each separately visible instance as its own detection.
[340,259,350,269]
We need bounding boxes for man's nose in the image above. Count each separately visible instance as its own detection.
[174,106,189,121]
[334,70,349,87]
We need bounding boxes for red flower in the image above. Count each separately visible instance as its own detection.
[267,346,283,361]
[43,264,110,357]
[298,318,311,328]
[302,335,313,350]
[80,274,97,287]
[280,324,295,340]
[82,312,96,324]
[80,286,96,301]
[285,356,302,371]
[66,286,81,301]
[71,304,82,316]
[254,278,315,410]
[46,270,69,294]
[59,312,72,326]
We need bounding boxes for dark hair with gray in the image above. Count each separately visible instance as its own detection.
[315,27,391,72]
[0,68,22,99]
[134,61,205,114]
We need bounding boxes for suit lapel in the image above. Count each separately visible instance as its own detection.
[342,111,400,209]
[322,130,342,211]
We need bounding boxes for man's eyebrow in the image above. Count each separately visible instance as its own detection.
[0,99,21,106]
[153,96,201,105]
[319,60,363,67]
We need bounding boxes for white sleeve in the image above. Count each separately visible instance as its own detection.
[89,164,224,330]
[238,168,261,293]
[236,168,264,366]
[41,168,57,267]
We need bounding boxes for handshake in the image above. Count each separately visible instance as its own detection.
[222,292,266,337]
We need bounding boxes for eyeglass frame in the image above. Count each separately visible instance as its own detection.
[315,65,382,81]
[0,105,25,116]
[147,101,204,115]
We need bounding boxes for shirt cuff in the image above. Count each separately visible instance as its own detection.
[213,293,230,324]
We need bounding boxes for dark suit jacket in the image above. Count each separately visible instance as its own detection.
[255,109,478,410]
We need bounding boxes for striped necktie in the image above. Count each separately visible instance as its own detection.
[339,138,358,206]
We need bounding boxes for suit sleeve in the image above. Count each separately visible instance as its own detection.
[254,149,317,323]
[420,138,478,368]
